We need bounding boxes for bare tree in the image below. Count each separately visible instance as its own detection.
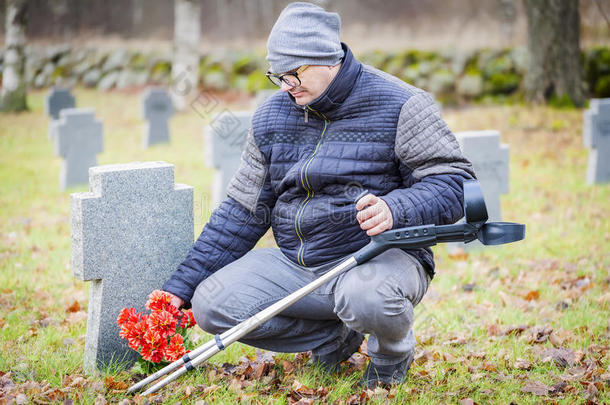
[523,0,584,106]
[171,0,201,111]
[1,0,28,112]
[497,0,517,43]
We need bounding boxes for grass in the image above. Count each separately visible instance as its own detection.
[0,88,608,404]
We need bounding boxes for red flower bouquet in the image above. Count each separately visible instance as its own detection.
[117,290,196,365]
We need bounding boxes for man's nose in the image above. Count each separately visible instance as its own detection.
[280,81,293,92]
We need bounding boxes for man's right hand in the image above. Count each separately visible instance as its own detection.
[167,292,185,309]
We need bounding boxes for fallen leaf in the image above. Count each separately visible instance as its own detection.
[104,376,127,391]
[503,325,529,336]
[444,335,468,346]
[521,379,551,396]
[487,324,501,336]
[281,359,295,374]
[443,352,457,362]
[69,376,87,388]
[513,358,531,370]
[448,250,468,261]
[524,290,540,301]
[66,300,81,313]
[202,384,220,396]
[460,399,476,405]
[549,381,567,394]
[539,347,579,368]
[469,351,486,359]
[414,350,438,364]
[291,380,315,397]
[528,326,553,343]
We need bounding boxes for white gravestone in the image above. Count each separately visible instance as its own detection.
[142,87,175,148]
[45,88,75,140]
[452,130,509,250]
[71,162,193,372]
[583,98,610,184]
[203,111,251,207]
[54,108,104,191]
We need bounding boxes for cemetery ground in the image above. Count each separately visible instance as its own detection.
[0,89,608,404]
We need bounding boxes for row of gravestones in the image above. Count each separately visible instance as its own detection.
[45,87,175,190]
[70,97,609,372]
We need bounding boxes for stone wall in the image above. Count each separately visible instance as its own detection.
[1,45,608,103]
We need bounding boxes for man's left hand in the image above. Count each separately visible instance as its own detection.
[355,194,394,236]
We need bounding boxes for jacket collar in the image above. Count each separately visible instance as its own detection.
[288,43,362,116]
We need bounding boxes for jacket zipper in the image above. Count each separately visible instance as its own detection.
[294,105,328,266]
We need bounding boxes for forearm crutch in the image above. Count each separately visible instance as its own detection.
[129,180,525,395]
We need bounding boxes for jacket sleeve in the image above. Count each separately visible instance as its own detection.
[162,129,276,305]
[381,91,476,227]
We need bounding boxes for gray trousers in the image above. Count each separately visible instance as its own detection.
[191,248,430,365]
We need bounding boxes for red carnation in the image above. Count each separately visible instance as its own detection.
[117,308,141,325]
[141,329,167,363]
[147,310,177,339]
[165,334,186,362]
[117,308,134,325]
[146,290,180,318]
[180,309,196,329]
[126,318,148,350]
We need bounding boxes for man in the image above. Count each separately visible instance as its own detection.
[162,2,474,387]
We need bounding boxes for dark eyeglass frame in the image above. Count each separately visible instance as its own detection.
[265,65,310,88]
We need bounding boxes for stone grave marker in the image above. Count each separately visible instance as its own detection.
[451,130,509,250]
[54,108,104,191]
[142,87,175,148]
[583,98,610,184]
[45,88,75,139]
[203,111,251,207]
[71,162,193,371]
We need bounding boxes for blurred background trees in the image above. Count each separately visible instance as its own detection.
[0,0,27,111]
[523,0,584,107]
[0,0,605,49]
[0,0,609,110]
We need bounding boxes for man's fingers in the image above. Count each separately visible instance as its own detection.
[367,219,393,236]
[359,211,385,230]
[355,193,378,211]
[356,199,385,224]
[170,295,185,309]
[357,204,381,223]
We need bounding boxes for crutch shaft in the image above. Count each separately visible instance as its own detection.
[141,257,358,394]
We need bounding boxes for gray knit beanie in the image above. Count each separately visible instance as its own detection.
[266,2,344,74]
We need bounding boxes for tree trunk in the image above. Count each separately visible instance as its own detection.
[171,0,201,111]
[1,0,28,112]
[523,0,584,106]
[497,0,517,44]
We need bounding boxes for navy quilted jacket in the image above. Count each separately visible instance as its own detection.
[163,44,475,305]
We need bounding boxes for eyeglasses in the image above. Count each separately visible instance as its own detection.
[265,65,309,88]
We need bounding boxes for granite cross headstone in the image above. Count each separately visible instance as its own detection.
[54,108,104,191]
[452,130,510,250]
[142,87,175,148]
[71,162,193,372]
[45,88,75,139]
[583,98,610,184]
[203,111,251,207]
